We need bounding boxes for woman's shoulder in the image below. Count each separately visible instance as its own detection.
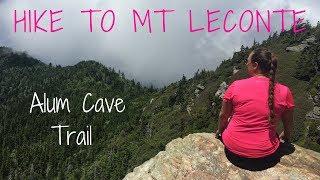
[232,77,252,83]
[230,77,256,86]
[226,79,244,89]
[274,82,293,95]
[275,82,291,90]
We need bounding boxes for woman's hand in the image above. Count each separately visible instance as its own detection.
[215,130,222,139]
[279,131,290,142]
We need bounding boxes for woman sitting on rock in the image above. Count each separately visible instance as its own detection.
[216,48,294,170]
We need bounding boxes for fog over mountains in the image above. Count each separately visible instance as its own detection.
[0,0,319,87]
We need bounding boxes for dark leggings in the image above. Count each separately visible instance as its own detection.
[218,133,282,171]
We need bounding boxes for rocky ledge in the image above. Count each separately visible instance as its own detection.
[124,133,320,180]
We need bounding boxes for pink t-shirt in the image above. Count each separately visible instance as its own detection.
[222,76,295,158]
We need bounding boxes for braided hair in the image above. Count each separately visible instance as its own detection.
[251,48,278,125]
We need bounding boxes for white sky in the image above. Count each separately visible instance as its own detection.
[0,0,319,87]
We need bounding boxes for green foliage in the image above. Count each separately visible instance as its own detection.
[0,48,155,179]
[176,75,187,104]
[305,121,320,152]
[294,53,317,81]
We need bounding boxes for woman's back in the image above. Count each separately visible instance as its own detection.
[222,76,294,158]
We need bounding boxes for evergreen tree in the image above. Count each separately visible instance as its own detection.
[175,74,187,106]
[253,38,258,48]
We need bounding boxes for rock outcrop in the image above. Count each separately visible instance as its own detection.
[306,106,320,120]
[196,84,205,91]
[306,92,320,120]
[124,133,320,180]
[194,84,205,97]
[286,35,316,52]
[215,81,228,98]
[233,66,240,75]
[286,44,309,52]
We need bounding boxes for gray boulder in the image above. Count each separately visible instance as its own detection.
[215,82,228,98]
[306,106,320,120]
[286,44,309,52]
[233,66,240,75]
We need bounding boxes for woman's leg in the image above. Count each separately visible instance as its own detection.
[224,147,280,171]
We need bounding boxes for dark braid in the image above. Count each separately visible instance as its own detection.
[268,54,277,125]
[251,48,278,125]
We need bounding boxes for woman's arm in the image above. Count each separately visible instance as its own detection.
[216,101,233,137]
[280,108,294,142]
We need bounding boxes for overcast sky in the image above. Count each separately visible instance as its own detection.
[0,0,319,88]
